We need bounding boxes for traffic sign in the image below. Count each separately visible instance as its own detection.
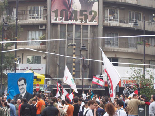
[36,83,40,91]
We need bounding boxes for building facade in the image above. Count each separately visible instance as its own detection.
[1,0,155,91]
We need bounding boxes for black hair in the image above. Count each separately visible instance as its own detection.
[116,100,124,107]
[22,98,27,103]
[4,102,10,108]
[32,99,37,102]
[66,98,70,104]
[153,95,155,101]
[37,94,41,98]
[73,97,78,103]
[62,100,66,105]
[17,77,26,85]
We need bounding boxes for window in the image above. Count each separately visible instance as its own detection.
[150,61,155,68]
[28,31,42,45]
[129,11,141,23]
[108,57,118,66]
[128,37,141,48]
[105,33,118,47]
[105,8,119,22]
[28,6,43,19]
[149,38,155,46]
[27,56,41,64]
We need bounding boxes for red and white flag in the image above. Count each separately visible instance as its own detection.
[67,92,74,102]
[129,90,138,98]
[55,82,61,98]
[100,48,121,101]
[63,66,78,93]
[61,88,69,100]
[92,76,104,86]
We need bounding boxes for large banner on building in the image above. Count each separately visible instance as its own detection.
[51,0,98,25]
[7,73,34,101]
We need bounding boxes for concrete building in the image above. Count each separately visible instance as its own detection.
[1,0,155,93]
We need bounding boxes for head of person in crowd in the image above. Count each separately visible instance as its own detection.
[7,99,11,103]
[116,100,124,109]
[73,97,78,104]
[17,99,21,105]
[61,100,66,106]
[3,102,10,108]
[21,98,27,104]
[151,95,155,102]
[84,101,88,109]
[78,98,82,105]
[37,94,41,101]
[120,94,124,100]
[124,95,128,100]
[52,97,58,103]
[28,100,32,105]
[92,95,96,101]
[57,97,61,103]
[32,99,37,105]
[105,103,116,116]
[140,95,146,101]
[65,98,71,104]
[10,100,15,104]
[94,102,99,110]
[48,99,54,105]
[133,94,138,99]
[88,100,96,110]
[150,95,154,103]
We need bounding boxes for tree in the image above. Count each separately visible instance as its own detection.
[129,68,155,99]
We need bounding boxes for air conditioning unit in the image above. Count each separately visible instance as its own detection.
[47,81,51,85]
[39,25,46,30]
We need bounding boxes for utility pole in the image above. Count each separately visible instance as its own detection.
[143,15,145,78]
[15,0,18,73]
[98,0,103,74]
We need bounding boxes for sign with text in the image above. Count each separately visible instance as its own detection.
[51,0,98,25]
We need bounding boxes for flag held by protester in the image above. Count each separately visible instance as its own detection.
[92,76,104,86]
[63,66,78,93]
[100,48,121,101]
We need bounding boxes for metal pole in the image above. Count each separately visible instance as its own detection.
[143,15,145,78]
[15,0,18,73]
[82,57,84,93]
[1,18,4,90]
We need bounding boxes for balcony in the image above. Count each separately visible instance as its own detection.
[7,9,46,25]
[104,41,155,56]
[104,17,155,32]
[8,42,46,50]
[104,0,155,9]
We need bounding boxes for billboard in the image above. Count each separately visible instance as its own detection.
[7,73,34,101]
[51,0,98,25]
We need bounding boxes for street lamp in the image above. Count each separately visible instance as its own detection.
[1,18,8,90]
[133,16,145,78]
[80,44,87,94]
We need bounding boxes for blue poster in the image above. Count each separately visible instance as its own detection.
[7,73,34,101]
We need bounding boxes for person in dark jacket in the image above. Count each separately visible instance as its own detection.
[20,98,32,116]
[73,97,80,116]
[41,100,59,116]
[31,99,37,116]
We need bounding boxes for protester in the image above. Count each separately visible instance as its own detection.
[73,97,80,116]
[104,103,117,116]
[84,100,96,116]
[36,94,45,116]
[31,99,37,116]
[9,100,16,116]
[116,100,127,116]
[149,95,155,116]
[1,102,10,116]
[126,94,145,116]
[20,98,31,116]
[15,99,21,116]
[41,100,59,116]
[65,98,74,116]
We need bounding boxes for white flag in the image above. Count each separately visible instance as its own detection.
[100,48,121,101]
[67,92,74,102]
[63,66,78,93]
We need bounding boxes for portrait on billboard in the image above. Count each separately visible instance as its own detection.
[7,73,34,101]
[51,0,98,25]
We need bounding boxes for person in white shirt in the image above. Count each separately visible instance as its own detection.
[116,100,127,116]
[149,95,155,116]
[85,100,96,116]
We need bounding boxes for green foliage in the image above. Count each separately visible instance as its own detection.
[129,68,155,99]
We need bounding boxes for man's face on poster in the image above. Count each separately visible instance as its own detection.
[18,80,26,94]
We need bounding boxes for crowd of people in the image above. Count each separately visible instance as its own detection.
[0,88,154,116]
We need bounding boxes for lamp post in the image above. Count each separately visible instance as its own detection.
[15,0,19,73]
[80,44,87,93]
[143,15,145,78]
[1,18,8,90]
